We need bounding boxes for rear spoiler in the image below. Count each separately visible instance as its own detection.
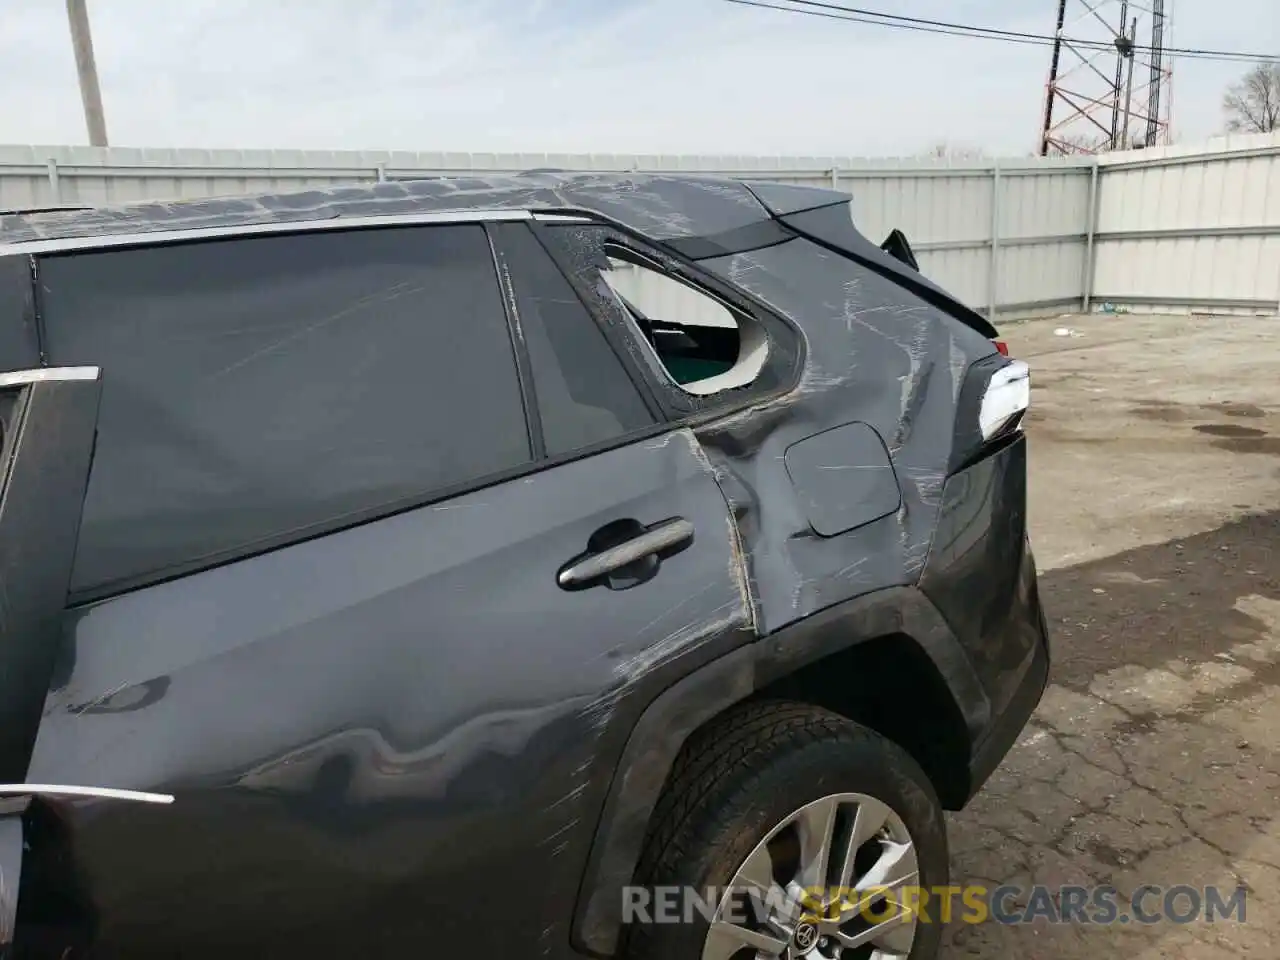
[741,182,1000,340]
[879,229,920,272]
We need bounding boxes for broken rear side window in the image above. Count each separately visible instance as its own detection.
[537,223,803,417]
[597,246,769,396]
[39,224,532,597]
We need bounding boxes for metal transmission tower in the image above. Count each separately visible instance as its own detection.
[1039,0,1173,155]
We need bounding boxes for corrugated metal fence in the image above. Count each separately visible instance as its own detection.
[1093,136,1280,315]
[2,131,1278,318]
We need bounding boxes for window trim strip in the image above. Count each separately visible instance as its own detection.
[0,209,536,257]
[484,222,547,460]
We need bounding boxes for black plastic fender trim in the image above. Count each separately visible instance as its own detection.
[570,585,991,958]
[572,642,757,958]
[752,586,992,739]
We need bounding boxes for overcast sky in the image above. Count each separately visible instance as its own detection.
[1,0,1275,157]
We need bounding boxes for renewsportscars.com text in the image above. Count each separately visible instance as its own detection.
[622,883,1248,926]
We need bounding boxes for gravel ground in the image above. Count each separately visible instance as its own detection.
[940,312,1280,959]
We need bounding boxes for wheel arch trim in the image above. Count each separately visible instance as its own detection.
[570,585,991,957]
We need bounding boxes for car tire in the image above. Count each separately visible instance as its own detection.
[624,701,950,960]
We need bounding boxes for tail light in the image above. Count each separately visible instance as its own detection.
[993,339,1010,356]
[979,360,1030,441]
[949,355,1031,473]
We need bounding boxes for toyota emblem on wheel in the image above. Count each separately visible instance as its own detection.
[792,921,819,952]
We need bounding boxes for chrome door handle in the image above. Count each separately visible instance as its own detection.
[558,518,694,589]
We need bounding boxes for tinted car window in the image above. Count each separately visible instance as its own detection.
[40,224,531,596]
[498,224,654,456]
[0,255,38,371]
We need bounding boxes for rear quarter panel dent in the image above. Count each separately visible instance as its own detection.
[698,241,992,634]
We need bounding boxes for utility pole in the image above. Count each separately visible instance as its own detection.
[1121,17,1138,148]
[66,0,108,147]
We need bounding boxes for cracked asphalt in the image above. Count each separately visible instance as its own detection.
[940,312,1280,959]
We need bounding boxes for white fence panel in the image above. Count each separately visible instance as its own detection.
[915,248,990,311]
[4,138,1278,318]
[1092,234,1280,313]
[847,169,995,246]
[1002,169,1092,240]
[1000,241,1087,315]
[1091,132,1280,314]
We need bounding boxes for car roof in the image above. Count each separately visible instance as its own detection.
[0,171,851,252]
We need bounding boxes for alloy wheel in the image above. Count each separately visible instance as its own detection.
[701,792,920,960]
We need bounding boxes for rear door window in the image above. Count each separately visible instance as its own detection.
[493,223,656,456]
[39,224,532,597]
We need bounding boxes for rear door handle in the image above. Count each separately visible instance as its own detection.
[558,517,694,590]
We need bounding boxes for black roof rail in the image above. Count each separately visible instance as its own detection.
[0,204,95,216]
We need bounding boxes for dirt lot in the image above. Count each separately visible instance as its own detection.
[941,312,1280,958]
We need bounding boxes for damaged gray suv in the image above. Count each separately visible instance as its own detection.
[0,172,1048,959]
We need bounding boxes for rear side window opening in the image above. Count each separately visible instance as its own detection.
[596,245,769,397]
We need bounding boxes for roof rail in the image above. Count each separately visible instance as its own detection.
[0,205,94,216]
